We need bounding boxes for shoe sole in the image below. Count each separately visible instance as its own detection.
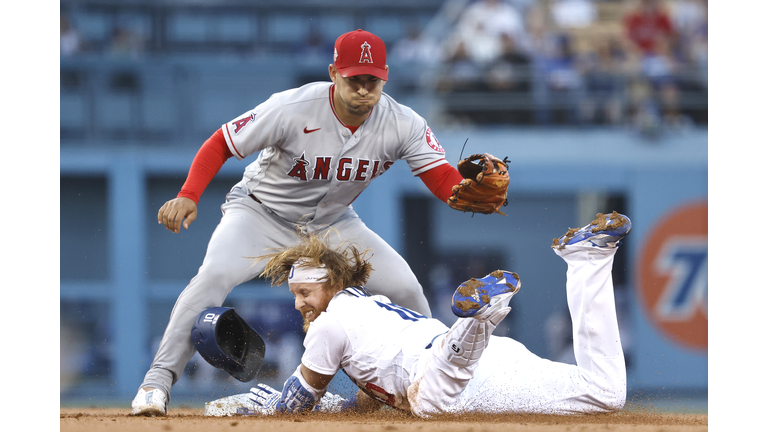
[552,211,631,249]
[452,270,520,317]
[130,406,166,417]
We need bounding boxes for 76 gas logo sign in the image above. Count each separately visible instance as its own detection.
[637,202,708,351]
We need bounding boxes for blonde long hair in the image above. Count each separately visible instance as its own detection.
[256,231,373,292]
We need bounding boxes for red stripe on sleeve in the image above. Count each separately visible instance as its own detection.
[417,163,465,203]
[177,128,233,204]
[224,124,245,159]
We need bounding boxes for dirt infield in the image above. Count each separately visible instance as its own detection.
[60,408,707,432]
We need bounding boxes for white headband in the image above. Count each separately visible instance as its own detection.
[288,258,328,284]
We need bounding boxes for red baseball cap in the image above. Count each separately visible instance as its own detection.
[333,29,388,81]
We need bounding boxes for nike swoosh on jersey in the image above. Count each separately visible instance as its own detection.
[304,127,321,133]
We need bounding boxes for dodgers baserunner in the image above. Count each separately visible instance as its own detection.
[131,29,508,416]
[203,212,631,417]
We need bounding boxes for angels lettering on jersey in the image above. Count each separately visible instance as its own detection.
[287,152,394,182]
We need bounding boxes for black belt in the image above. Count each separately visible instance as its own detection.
[249,194,261,204]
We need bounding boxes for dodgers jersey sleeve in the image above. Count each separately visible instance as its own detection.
[300,312,348,377]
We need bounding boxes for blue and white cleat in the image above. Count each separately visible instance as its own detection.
[451,270,521,318]
[552,211,632,250]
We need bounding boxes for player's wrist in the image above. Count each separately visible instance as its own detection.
[176,192,200,205]
[276,366,325,413]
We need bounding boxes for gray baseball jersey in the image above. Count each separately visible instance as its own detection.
[139,81,441,399]
[221,82,448,228]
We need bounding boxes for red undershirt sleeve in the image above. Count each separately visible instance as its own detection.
[177,128,233,204]
[417,163,465,203]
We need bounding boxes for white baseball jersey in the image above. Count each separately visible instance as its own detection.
[221,82,448,228]
[301,287,448,411]
[299,247,627,416]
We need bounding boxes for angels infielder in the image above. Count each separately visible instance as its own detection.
[205,211,631,417]
[131,29,473,415]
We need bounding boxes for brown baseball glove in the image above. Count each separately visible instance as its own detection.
[447,153,510,216]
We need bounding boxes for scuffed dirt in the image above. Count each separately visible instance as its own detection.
[61,407,707,432]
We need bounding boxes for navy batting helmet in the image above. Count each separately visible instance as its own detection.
[191,307,266,382]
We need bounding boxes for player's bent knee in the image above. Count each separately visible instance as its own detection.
[178,267,246,307]
[597,388,626,412]
[603,396,626,412]
[195,263,252,290]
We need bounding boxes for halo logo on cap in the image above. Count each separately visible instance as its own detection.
[359,41,373,63]
[333,29,388,81]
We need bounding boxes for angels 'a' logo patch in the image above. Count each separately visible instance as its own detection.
[231,113,256,134]
[425,127,445,153]
[360,41,373,63]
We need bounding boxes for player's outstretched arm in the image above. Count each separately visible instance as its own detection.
[247,383,355,415]
[157,197,198,233]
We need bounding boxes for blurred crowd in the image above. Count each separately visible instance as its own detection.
[421,0,708,128]
[61,0,708,128]
[60,14,147,59]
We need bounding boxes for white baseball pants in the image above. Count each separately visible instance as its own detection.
[409,244,626,416]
